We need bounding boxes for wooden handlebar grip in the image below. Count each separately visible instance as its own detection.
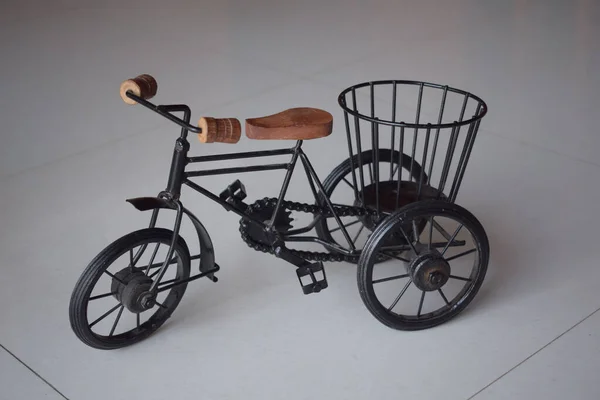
[119,74,158,104]
[198,117,242,144]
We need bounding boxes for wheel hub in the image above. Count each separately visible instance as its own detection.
[111,268,155,313]
[408,248,451,292]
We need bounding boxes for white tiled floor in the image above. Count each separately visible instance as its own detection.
[1,1,599,399]
[0,346,64,400]
[472,309,600,399]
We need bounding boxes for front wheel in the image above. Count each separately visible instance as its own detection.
[69,228,191,349]
[357,200,489,330]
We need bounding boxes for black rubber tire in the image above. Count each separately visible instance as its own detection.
[315,149,426,259]
[357,200,489,330]
[69,228,191,349]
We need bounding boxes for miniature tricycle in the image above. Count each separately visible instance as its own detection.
[69,74,489,349]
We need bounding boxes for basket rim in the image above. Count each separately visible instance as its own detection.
[338,80,488,130]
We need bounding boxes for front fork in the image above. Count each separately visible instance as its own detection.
[126,192,219,297]
[147,130,190,289]
[147,200,185,292]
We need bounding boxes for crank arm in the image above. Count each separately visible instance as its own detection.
[273,244,311,268]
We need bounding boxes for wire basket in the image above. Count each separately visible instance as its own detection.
[338,80,487,214]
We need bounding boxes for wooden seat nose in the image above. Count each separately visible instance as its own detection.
[245,108,333,140]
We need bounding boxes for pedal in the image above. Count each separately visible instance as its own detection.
[219,179,247,207]
[296,262,328,294]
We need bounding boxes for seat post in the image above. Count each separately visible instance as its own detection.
[267,141,303,229]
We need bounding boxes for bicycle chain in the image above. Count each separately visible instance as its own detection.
[239,197,378,263]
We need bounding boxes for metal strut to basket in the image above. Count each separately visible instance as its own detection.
[338,80,488,217]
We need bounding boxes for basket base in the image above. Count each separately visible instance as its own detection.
[356,181,444,245]
[358,181,443,223]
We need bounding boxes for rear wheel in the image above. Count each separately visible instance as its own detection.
[69,228,190,349]
[357,200,489,330]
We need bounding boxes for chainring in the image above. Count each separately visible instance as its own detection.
[239,198,380,263]
[243,202,293,245]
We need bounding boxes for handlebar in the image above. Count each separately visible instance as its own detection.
[119,75,241,143]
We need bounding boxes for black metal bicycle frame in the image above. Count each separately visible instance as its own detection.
[123,90,471,292]
[126,92,356,259]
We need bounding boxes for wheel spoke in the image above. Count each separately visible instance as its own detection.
[379,251,410,263]
[372,274,409,284]
[148,268,161,279]
[89,292,116,301]
[109,306,125,336]
[148,256,177,280]
[417,291,425,317]
[398,226,418,255]
[428,216,434,250]
[438,289,450,306]
[352,224,365,244]
[136,313,140,329]
[412,219,420,243]
[330,219,361,233]
[147,257,177,270]
[387,280,412,311]
[368,163,373,183]
[129,248,135,271]
[103,270,125,285]
[449,275,472,282]
[341,177,356,191]
[145,243,161,276]
[155,300,168,310]
[440,224,464,256]
[392,164,399,180]
[445,248,477,262]
[89,303,121,328]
